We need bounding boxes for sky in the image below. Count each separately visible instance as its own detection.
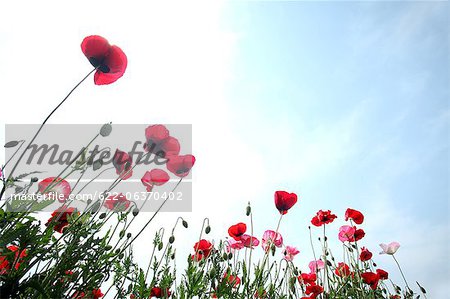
[0,0,448,297]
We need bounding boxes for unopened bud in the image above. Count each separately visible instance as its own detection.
[205,226,211,234]
[182,220,188,228]
[169,236,175,244]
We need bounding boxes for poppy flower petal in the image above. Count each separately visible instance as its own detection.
[81,35,110,61]
[94,45,127,85]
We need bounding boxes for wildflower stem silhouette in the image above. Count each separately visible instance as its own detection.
[0,67,97,201]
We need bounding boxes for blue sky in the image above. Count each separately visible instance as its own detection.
[222,1,449,296]
[0,0,448,297]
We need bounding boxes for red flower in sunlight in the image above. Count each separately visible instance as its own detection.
[361,272,380,290]
[334,262,351,277]
[311,210,337,227]
[223,272,241,288]
[166,154,196,178]
[103,193,131,211]
[360,247,373,261]
[92,289,104,299]
[192,239,213,261]
[0,245,27,274]
[144,125,180,158]
[274,191,298,215]
[228,223,247,240]
[141,169,170,192]
[298,272,317,285]
[112,149,133,180]
[376,269,389,280]
[353,228,365,242]
[150,286,171,298]
[38,177,71,203]
[305,284,324,298]
[45,206,78,233]
[81,35,127,85]
[345,208,364,224]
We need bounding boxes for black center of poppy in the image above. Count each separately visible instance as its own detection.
[176,168,189,174]
[89,57,110,73]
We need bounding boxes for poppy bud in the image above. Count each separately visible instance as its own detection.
[31,177,38,183]
[171,253,175,260]
[158,242,163,251]
[228,253,233,260]
[324,236,328,241]
[100,123,112,137]
[169,236,175,244]
[127,233,132,238]
[105,245,112,251]
[182,220,188,228]
[91,201,101,214]
[119,253,124,259]
[246,204,251,216]
[205,226,211,234]
[416,282,426,294]
[4,140,20,148]
[222,253,228,260]
[326,260,332,267]
[93,159,103,171]
[132,208,139,217]
[119,230,125,238]
[99,213,106,219]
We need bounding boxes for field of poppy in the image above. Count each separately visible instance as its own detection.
[0,36,428,299]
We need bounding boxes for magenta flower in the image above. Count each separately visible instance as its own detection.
[309,259,325,273]
[261,230,283,252]
[338,225,356,242]
[283,246,300,262]
[379,242,400,255]
[226,239,244,253]
[240,234,260,248]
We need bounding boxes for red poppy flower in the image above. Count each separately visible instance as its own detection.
[141,169,170,192]
[274,191,298,215]
[0,245,27,274]
[334,262,351,277]
[166,154,195,178]
[311,210,337,227]
[192,239,213,261]
[240,234,260,248]
[345,208,364,225]
[81,35,127,85]
[360,247,373,261]
[144,125,180,158]
[38,177,71,203]
[223,272,241,288]
[376,269,389,280]
[361,272,379,290]
[150,286,171,298]
[298,273,317,285]
[103,193,131,211]
[353,228,365,242]
[92,289,104,299]
[46,206,78,233]
[112,149,133,180]
[305,284,324,298]
[228,222,247,240]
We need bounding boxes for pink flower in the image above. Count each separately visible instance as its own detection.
[141,169,170,192]
[338,225,355,242]
[38,177,71,203]
[308,259,325,273]
[261,230,283,252]
[379,242,400,255]
[240,234,260,248]
[226,239,244,252]
[112,149,133,180]
[283,246,300,262]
